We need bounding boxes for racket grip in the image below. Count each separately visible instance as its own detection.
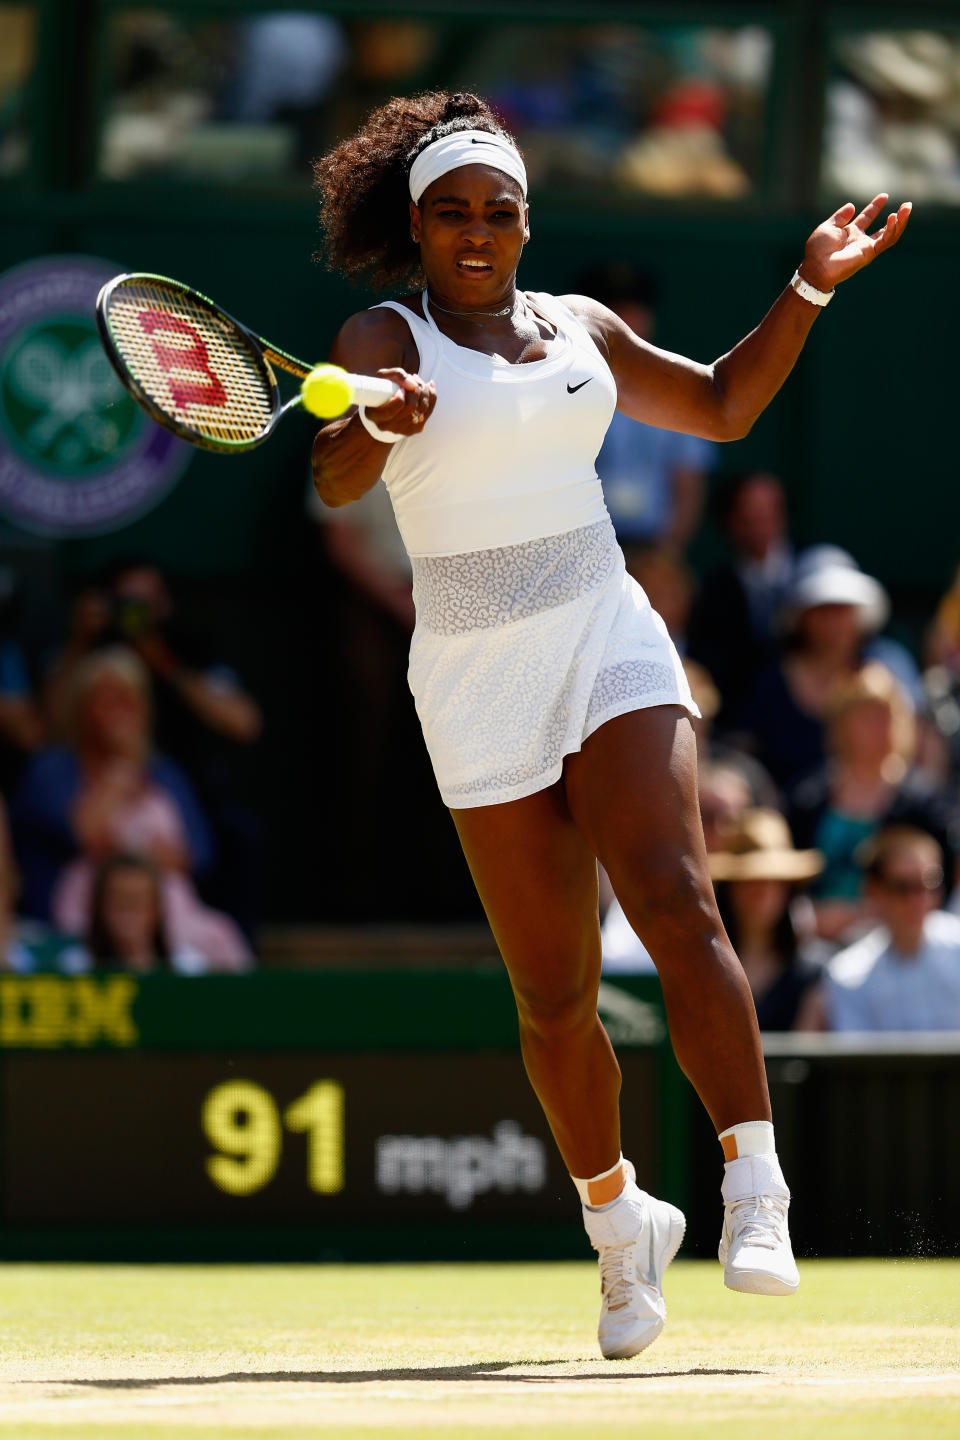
[347,375,400,408]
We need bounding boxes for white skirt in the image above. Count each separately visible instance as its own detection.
[408,518,699,809]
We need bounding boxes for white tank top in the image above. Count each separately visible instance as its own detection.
[372,291,617,557]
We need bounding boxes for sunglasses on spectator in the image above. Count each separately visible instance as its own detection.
[874,869,943,896]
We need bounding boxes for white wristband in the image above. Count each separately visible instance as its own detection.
[790,269,834,307]
[357,404,405,445]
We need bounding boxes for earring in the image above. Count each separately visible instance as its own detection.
[411,233,419,243]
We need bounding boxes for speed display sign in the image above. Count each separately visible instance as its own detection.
[0,970,678,1257]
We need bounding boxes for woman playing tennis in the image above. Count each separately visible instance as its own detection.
[311,91,910,1359]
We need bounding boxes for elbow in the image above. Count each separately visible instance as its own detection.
[310,433,345,508]
[711,394,756,442]
[311,459,347,509]
[708,371,756,441]
[722,414,756,442]
[314,484,348,509]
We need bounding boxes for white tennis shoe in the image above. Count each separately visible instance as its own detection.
[718,1153,799,1295]
[582,1163,686,1360]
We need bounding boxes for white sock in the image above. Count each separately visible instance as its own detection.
[721,1152,789,1202]
[717,1120,775,1163]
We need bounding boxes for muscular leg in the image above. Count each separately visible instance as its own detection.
[564,707,770,1132]
[451,782,622,1177]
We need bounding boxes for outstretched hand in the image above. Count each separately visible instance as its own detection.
[800,194,912,292]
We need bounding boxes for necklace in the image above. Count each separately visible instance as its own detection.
[427,292,520,320]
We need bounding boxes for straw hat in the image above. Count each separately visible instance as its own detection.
[780,545,889,634]
[708,809,824,882]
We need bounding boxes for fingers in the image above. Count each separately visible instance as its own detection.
[368,369,436,435]
[872,200,913,254]
[405,378,437,428]
[830,201,857,226]
[849,193,887,230]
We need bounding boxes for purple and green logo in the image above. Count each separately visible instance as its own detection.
[0,256,189,535]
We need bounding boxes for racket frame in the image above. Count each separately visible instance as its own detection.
[96,272,313,454]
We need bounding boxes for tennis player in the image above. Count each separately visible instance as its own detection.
[311,91,910,1359]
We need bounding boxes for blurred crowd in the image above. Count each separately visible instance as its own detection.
[82,13,960,212]
[95,12,771,199]
[0,558,261,976]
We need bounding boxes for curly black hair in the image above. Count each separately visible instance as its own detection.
[314,91,518,292]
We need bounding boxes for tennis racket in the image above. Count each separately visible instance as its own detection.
[95,272,397,454]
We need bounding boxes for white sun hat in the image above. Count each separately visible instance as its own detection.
[781,545,890,634]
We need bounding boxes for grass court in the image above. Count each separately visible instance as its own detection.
[0,1259,957,1438]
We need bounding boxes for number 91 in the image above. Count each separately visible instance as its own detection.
[201,1079,344,1197]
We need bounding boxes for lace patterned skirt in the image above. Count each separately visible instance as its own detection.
[408,518,698,809]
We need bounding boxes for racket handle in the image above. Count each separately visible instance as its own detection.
[299,365,402,419]
[346,374,401,408]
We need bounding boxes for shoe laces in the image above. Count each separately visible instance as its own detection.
[729,1193,788,1250]
[599,1242,634,1311]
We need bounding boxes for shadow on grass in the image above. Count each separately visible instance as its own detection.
[53,1364,765,1388]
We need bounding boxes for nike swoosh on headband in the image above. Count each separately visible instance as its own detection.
[567,379,592,394]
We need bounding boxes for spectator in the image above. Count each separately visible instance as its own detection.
[573,263,715,554]
[683,657,720,755]
[43,563,263,934]
[309,478,464,917]
[682,656,780,809]
[629,543,697,652]
[687,471,794,727]
[709,809,830,1031]
[41,585,111,740]
[925,560,960,673]
[0,563,44,795]
[696,759,754,855]
[60,853,214,975]
[601,759,752,972]
[310,478,415,632]
[733,546,920,793]
[789,662,957,941]
[801,826,960,1031]
[616,77,752,199]
[922,563,960,791]
[12,647,250,967]
[0,791,42,972]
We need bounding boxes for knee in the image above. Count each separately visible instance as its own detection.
[613,849,726,956]
[513,972,598,1044]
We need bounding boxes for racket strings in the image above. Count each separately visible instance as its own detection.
[105,281,274,445]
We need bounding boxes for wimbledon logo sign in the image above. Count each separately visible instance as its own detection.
[0,255,189,535]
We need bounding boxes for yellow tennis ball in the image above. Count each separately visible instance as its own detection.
[300,365,353,418]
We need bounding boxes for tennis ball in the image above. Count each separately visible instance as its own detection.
[301,365,353,418]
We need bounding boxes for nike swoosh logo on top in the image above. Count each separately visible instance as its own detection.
[567,379,592,394]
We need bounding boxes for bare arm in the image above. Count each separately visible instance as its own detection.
[0,695,43,752]
[664,463,707,551]
[566,195,912,443]
[792,980,829,1032]
[131,633,262,744]
[323,521,415,630]
[311,307,436,508]
[168,669,262,744]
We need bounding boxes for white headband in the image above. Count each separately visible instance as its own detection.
[408,129,527,205]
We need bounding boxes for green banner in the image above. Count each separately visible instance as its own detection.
[0,970,668,1052]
